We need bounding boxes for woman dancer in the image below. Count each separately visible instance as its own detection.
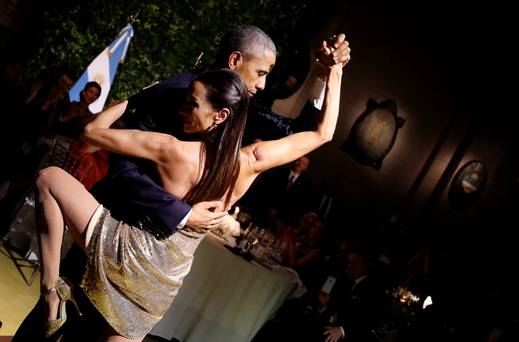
[37,61,343,340]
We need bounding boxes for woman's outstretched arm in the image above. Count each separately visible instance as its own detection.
[243,63,343,174]
[82,100,176,164]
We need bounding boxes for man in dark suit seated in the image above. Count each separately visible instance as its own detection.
[324,248,386,342]
[252,276,341,342]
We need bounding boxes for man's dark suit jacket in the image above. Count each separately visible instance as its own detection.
[336,275,385,342]
[253,166,314,226]
[93,70,322,236]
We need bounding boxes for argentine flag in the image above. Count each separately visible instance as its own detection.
[69,24,134,113]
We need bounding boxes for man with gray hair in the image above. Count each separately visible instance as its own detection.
[213,25,277,90]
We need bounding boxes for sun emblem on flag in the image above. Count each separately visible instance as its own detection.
[93,74,105,87]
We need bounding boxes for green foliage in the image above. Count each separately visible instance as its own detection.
[26,0,311,103]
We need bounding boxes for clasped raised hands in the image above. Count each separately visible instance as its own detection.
[315,33,351,68]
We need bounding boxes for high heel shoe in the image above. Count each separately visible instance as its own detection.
[41,277,82,338]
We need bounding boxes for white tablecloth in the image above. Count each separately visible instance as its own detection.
[150,234,297,342]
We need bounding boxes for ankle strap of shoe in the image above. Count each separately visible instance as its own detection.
[41,287,57,296]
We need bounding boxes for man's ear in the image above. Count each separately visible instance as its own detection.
[227,51,243,71]
[214,108,230,125]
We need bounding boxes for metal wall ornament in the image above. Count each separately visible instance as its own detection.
[342,98,405,170]
[448,160,487,210]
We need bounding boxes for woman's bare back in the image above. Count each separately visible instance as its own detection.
[156,139,205,200]
[156,139,260,208]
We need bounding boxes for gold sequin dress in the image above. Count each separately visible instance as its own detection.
[80,207,205,339]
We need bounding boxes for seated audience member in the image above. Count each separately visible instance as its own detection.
[275,211,318,256]
[23,68,74,143]
[324,247,385,342]
[283,214,326,291]
[252,276,341,342]
[49,81,101,138]
[64,139,110,190]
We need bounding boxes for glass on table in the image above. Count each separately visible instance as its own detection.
[239,223,259,253]
[236,210,252,227]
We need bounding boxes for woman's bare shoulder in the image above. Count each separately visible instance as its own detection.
[160,137,201,163]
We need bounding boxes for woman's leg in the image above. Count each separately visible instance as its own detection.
[35,166,100,321]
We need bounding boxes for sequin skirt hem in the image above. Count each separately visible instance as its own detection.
[80,208,203,339]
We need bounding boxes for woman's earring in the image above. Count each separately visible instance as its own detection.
[210,122,218,131]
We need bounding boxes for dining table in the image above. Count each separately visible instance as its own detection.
[150,233,302,342]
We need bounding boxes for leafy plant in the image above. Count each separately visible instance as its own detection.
[25,0,312,103]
